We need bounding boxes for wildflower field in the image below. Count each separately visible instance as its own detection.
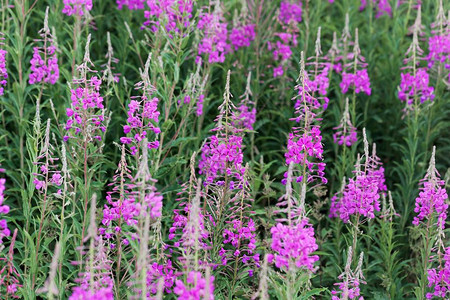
[0,0,449,298]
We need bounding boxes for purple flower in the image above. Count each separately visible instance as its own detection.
[69,287,114,300]
[273,65,284,77]
[425,34,450,70]
[426,247,450,299]
[197,10,231,64]
[279,1,302,25]
[143,0,193,34]
[332,248,365,299]
[220,218,259,268]
[232,104,256,131]
[146,260,177,296]
[0,175,10,244]
[269,219,319,271]
[120,65,160,156]
[333,98,357,147]
[359,0,392,18]
[340,69,371,95]
[116,0,145,10]
[330,132,386,222]
[230,24,256,51]
[285,127,327,185]
[71,237,114,298]
[29,45,59,85]
[169,185,209,249]
[64,76,106,142]
[196,94,205,116]
[295,65,331,110]
[412,147,448,229]
[268,32,298,78]
[62,0,93,16]
[101,151,163,246]
[173,271,214,300]
[0,33,7,96]
[199,135,245,185]
[398,68,435,105]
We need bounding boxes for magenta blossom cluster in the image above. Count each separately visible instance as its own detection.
[0,34,7,96]
[333,125,357,146]
[146,261,177,296]
[71,238,114,299]
[174,271,214,300]
[101,181,163,248]
[197,11,230,64]
[219,218,259,275]
[412,148,448,229]
[29,16,60,86]
[333,99,357,147]
[412,180,448,229]
[0,171,10,244]
[143,0,193,34]
[116,0,145,10]
[333,123,357,147]
[268,219,319,272]
[64,76,106,142]
[331,174,381,222]
[427,247,450,299]
[0,254,21,298]
[268,33,297,77]
[0,50,6,96]
[100,157,138,247]
[340,69,372,95]
[330,143,386,222]
[426,33,450,70]
[331,278,363,300]
[199,134,245,186]
[69,287,114,300]
[29,45,59,85]
[278,1,302,25]
[284,126,327,185]
[120,96,161,155]
[62,0,93,16]
[230,24,256,51]
[33,161,62,193]
[331,248,365,300]
[359,0,392,18]
[169,202,209,249]
[331,267,365,299]
[295,66,331,110]
[233,103,256,131]
[398,68,435,105]
[196,94,205,116]
[267,0,302,77]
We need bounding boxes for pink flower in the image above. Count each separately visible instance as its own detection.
[412,147,448,229]
[270,219,319,271]
[229,24,256,51]
[0,176,10,244]
[398,68,435,105]
[426,247,450,299]
[340,69,371,95]
[359,0,392,18]
[173,271,214,299]
[279,1,302,25]
[199,135,245,185]
[62,0,93,16]
[116,0,145,10]
[197,11,231,64]
[0,47,7,96]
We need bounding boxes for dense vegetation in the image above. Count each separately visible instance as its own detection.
[0,0,449,299]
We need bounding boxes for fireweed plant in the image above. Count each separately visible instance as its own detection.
[0,0,448,299]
